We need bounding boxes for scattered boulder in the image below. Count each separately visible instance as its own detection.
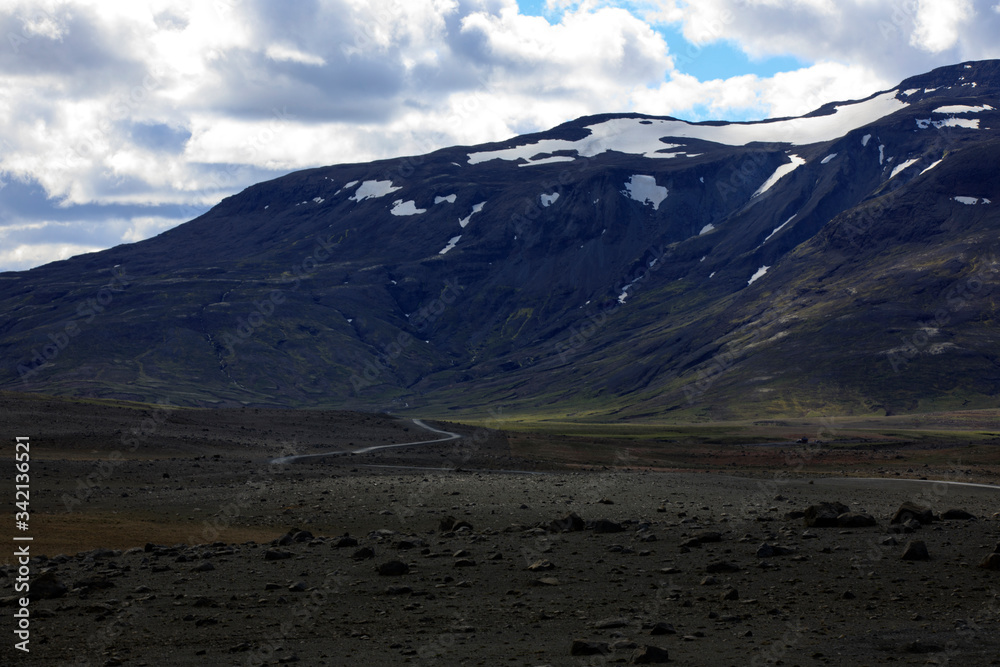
[721,587,739,601]
[570,640,610,656]
[891,502,934,525]
[901,540,930,561]
[527,560,555,572]
[592,617,630,629]
[940,509,975,521]
[191,561,215,573]
[549,512,586,533]
[331,536,359,548]
[631,645,670,664]
[352,547,375,560]
[803,502,849,527]
[264,550,292,561]
[837,512,877,528]
[377,560,409,576]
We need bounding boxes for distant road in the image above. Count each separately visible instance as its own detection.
[270,418,461,464]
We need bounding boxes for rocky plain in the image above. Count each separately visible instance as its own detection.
[2,394,1000,666]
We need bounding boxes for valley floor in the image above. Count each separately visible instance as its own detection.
[2,395,1000,665]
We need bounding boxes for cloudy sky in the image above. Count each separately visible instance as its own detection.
[2,0,999,272]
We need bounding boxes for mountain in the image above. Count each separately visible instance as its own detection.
[3,60,1000,421]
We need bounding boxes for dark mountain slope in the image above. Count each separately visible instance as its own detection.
[2,61,999,420]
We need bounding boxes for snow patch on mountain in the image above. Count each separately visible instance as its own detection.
[434,194,457,204]
[390,200,427,216]
[622,175,668,210]
[312,197,325,204]
[540,193,560,207]
[764,215,796,243]
[519,155,576,167]
[934,104,994,114]
[438,235,462,254]
[917,118,981,129]
[459,202,486,228]
[821,153,837,164]
[953,196,991,205]
[920,159,943,175]
[748,266,770,286]
[879,145,885,165]
[753,155,805,198]
[467,92,908,165]
[890,158,919,179]
[350,180,401,202]
[862,134,872,147]
[699,224,715,235]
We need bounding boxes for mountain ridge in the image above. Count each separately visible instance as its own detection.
[3,60,999,420]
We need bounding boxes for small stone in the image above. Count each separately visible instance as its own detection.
[941,509,975,521]
[191,561,215,573]
[331,536,359,548]
[264,550,292,561]
[650,622,676,635]
[592,617,629,629]
[721,588,739,601]
[352,547,375,560]
[527,560,555,571]
[377,560,409,576]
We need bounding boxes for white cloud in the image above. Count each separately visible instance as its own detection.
[911,0,973,53]
[2,0,1000,271]
[265,44,327,67]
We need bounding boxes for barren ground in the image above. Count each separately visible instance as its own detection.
[2,394,1000,666]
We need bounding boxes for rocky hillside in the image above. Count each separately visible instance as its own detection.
[2,61,1000,420]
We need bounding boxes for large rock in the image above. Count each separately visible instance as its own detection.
[901,540,930,561]
[891,502,934,525]
[803,502,849,527]
[940,509,975,521]
[631,645,670,664]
